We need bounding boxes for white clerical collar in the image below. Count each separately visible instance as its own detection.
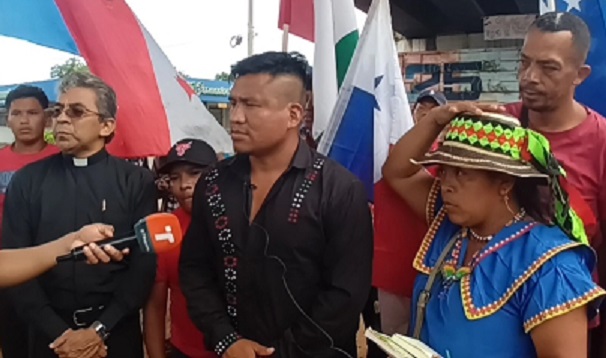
[72,157,88,167]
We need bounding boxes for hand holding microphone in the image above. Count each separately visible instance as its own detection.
[58,213,183,263]
[67,224,125,264]
[0,214,181,289]
[70,224,115,249]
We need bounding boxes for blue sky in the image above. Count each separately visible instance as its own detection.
[0,0,366,85]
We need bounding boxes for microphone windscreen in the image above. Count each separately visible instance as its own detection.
[134,213,183,254]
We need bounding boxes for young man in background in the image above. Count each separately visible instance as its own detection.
[0,85,59,358]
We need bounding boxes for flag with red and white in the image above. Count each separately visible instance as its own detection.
[278,0,314,41]
[0,0,232,158]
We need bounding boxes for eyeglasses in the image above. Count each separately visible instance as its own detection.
[48,104,105,120]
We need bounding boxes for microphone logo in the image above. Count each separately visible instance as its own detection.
[135,213,183,254]
[154,226,176,244]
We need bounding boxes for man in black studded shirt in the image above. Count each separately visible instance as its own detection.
[179,52,373,358]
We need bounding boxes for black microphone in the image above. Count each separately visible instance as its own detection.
[56,213,183,262]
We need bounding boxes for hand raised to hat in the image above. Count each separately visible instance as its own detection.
[428,102,507,126]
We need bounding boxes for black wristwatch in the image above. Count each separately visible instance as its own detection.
[91,321,109,341]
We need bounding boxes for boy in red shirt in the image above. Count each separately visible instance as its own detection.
[0,85,58,358]
[144,138,218,358]
[0,86,58,236]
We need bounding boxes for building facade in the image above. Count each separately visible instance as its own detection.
[397,33,523,105]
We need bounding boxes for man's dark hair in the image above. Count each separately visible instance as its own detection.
[530,12,591,62]
[5,85,50,110]
[230,51,310,87]
[305,65,313,91]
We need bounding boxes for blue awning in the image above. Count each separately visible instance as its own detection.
[0,77,231,107]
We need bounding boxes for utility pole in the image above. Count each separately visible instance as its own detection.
[247,0,254,56]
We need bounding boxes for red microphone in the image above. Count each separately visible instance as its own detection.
[56,213,183,262]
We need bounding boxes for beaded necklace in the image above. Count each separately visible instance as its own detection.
[439,209,526,296]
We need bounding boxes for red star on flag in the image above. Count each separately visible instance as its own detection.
[176,75,196,100]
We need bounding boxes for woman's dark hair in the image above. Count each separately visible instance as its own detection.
[513,178,554,225]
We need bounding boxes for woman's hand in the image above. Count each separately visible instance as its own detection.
[69,224,129,264]
[427,102,507,126]
[71,224,115,249]
[82,244,129,264]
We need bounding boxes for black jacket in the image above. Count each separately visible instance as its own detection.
[1,149,157,340]
[179,142,373,357]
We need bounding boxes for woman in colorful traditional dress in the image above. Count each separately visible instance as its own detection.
[383,102,605,358]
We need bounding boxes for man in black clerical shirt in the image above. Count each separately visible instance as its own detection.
[1,73,157,358]
[180,52,373,358]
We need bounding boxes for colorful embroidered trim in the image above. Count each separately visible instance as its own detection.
[214,332,241,356]
[425,179,441,226]
[470,223,537,267]
[446,117,527,158]
[288,158,325,224]
[413,208,447,275]
[461,242,582,320]
[205,168,239,328]
[523,286,606,332]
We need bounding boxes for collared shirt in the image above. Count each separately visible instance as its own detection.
[1,148,157,340]
[180,141,373,357]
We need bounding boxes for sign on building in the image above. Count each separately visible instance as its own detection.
[400,48,521,104]
[483,15,537,41]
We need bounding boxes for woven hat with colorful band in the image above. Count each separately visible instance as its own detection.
[412,112,588,245]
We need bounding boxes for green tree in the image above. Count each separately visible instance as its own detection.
[215,72,231,81]
[50,57,90,79]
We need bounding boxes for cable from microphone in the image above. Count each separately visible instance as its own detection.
[56,213,183,262]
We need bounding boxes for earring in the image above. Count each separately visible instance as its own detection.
[504,194,515,215]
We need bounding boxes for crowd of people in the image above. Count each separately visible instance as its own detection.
[0,10,604,358]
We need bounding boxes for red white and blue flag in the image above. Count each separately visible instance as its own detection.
[317,0,413,201]
[0,0,232,158]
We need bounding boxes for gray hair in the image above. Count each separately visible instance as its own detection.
[59,72,118,119]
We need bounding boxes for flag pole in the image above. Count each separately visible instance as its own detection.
[282,24,290,52]
[247,0,255,56]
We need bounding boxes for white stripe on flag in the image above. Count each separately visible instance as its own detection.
[139,20,233,154]
[318,0,413,198]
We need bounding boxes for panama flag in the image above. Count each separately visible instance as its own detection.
[317,0,413,201]
[0,0,232,158]
[539,0,606,117]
